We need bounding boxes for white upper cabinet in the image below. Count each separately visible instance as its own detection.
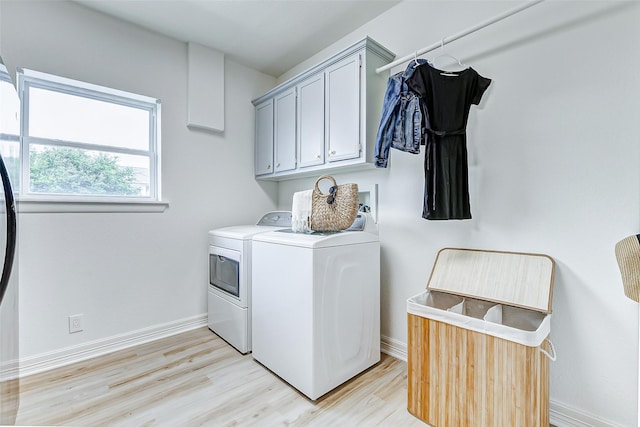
[325,54,361,163]
[274,88,297,173]
[297,73,325,169]
[254,99,274,176]
[252,37,394,181]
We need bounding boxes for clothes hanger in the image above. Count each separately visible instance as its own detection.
[430,38,467,74]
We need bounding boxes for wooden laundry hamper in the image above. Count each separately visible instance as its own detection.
[406,248,555,427]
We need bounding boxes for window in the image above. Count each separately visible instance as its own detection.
[16,69,161,202]
[0,71,20,192]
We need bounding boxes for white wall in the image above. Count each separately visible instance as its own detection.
[0,1,278,358]
[2,0,639,425]
[277,1,640,425]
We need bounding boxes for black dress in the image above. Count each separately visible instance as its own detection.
[406,63,491,220]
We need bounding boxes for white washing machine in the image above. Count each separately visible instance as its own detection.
[251,213,380,400]
[208,211,291,354]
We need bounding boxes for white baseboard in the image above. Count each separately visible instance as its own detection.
[380,335,623,427]
[381,334,407,361]
[0,359,19,382]
[17,313,207,378]
[549,401,624,427]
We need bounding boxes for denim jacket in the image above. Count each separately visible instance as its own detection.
[374,59,427,168]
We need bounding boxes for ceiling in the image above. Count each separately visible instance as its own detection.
[73,0,400,77]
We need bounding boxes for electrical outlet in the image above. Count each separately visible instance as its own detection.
[69,314,83,333]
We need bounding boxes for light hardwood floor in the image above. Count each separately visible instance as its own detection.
[16,327,425,426]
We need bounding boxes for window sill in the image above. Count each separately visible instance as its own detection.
[17,198,169,213]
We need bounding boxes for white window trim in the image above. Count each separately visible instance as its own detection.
[16,68,164,210]
[19,68,158,104]
[0,72,20,143]
[17,198,168,214]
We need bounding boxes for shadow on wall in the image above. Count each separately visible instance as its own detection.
[465,2,635,64]
[379,244,393,335]
[549,258,637,419]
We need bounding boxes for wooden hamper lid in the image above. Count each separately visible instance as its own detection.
[427,248,555,313]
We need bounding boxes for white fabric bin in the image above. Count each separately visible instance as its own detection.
[407,290,551,347]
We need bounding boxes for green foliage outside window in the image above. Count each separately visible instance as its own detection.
[30,147,139,196]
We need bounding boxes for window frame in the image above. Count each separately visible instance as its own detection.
[0,71,20,145]
[16,68,162,205]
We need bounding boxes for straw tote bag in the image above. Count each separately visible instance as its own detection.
[310,175,359,232]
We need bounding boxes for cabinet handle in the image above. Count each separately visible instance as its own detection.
[316,154,321,159]
[276,163,280,168]
[267,164,271,169]
[329,150,336,156]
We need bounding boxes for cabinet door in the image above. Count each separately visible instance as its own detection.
[325,53,361,162]
[255,100,274,176]
[297,73,325,168]
[274,88,297,173]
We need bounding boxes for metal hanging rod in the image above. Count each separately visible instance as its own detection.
[375,0,545,74]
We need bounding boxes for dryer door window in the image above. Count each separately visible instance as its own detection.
[209,247,241,298]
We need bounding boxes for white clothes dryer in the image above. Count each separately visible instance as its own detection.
[208,211,291,354]
[251,213,380,400]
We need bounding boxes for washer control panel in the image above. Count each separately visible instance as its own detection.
[345,213,367,231]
